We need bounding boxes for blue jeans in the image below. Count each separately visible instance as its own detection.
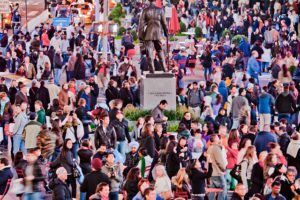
[66,71,74,82]
[62,53,69,65]
[24,192,41,200]
[80,192,86,200]
[109,191,119,200]
[72,142,79,160]
[204,67,212,81]
[117,140,126,158]
[124,6,130,15]
[54,68,62,85]
[261,62,269,72]
[13,134,26,155]
[208,175,227,200]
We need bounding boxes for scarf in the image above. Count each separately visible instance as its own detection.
[286,139,300,158]
[141,156,146,178]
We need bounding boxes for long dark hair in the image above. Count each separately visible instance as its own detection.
[14,151,24,166]
[282,64,289,77]
[186,159,202,176]
[61,139,72,158]
[76,53,84,66]
[126,167,140,181]
[166,140,177,154]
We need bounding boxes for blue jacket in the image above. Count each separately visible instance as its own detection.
[254,131,278,154]
[0,166,13,195]
[264,193,286,200]
[80,92,91,111]
[258,92,275,114]
[218,81,228,104]
[239,38,251,57]
[247,56,260,78]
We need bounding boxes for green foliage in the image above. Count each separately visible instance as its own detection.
[123,106,189,121]
[115,35,122,40]
[109,3,125,25]
[130,30,138,41]
[128,125,134,132]
[289,65,296,76]
[231,35,248,45]
[195,27,202,38]
[169,36,178,41]
[221,29,231,39]
[124,107,151,121]
[118,26,126,36]
[175,33,186,36]
[179,22,187,33]
[167,123,179,132]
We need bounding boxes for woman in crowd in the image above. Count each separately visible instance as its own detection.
[50,139,77,198]
[171,168,191,198]
[124,167,141,200]
[152,164,172,199]
[240,146,258,190]
[186,156,213,200]
[77,139,93,175]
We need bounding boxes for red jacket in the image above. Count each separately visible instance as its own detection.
[226,147,238,169]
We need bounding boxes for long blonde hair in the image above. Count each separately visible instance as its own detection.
[171,168,189,188]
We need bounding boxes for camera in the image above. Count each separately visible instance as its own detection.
[109,167,115,178]
[70,111,74,116]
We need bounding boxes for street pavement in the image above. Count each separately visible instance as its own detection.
[17,0,46,29]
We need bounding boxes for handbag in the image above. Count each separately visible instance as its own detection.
[230,160,248,183]
[230,164,242,183]
[72,160,84,184]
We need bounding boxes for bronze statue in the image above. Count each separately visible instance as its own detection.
[138,0,168,73]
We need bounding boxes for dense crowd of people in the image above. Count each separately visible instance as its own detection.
[0,0,299,200]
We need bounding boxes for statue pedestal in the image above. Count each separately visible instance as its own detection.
[140,73,176,110]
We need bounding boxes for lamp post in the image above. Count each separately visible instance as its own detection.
[102,0,108,61]
[25,0,28,31]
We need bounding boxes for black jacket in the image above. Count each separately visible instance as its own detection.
[189,163,212,194]
[89,82,99,109]
[50,178,72,200]
[94,124,117,149]
[140,135,156,158]
[249,162,264,195]
[0,166,13,195]
[124,179,139,200]
[37,86,50,110]
[110,119,131,142]
[77,148,93,175]
[275,92,296,113]
[119,88,134,107]
[80,170,110,200]
[124,152,139,169]
[105,86,119,105]
[51,150,74,173]
[109,108,119,122]
[287,148,300,175]
[8,86,18,104]
[166,151,181,178]
[278,133,290,155]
